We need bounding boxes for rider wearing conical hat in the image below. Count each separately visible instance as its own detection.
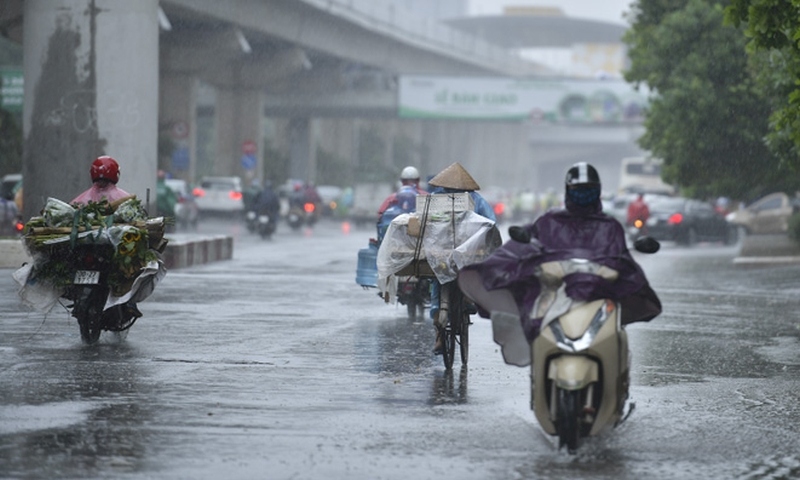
[427,162,481,191]
[427,162,497,355]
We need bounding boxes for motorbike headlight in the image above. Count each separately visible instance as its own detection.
[550,300,612,352]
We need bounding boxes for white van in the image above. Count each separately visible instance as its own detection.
[618,157,674,195]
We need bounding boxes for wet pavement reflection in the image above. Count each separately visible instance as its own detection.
[1,222,799,479]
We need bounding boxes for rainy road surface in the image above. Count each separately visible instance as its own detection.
[1,217,800,479]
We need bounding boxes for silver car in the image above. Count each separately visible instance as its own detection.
[726,192,799,234]
[193,176,244,216]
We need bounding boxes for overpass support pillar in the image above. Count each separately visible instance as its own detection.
[215,87,264,183]
[288,117,318,183]
[21,0,159,219]
[159,73,199,183]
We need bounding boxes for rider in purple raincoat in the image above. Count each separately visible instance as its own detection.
[459,162,661,342]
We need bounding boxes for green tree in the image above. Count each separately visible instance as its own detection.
[726,0,800,168]
[624,0,790,200]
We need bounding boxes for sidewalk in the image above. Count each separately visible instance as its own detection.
[0,233,233,270]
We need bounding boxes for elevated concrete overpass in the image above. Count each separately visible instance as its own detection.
[3,0,643,221]
[3,0,556,219]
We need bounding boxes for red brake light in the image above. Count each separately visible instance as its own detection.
[229,191,243,201]
[304,202,316,213]
[193,187,205,197]
[14,221,24,232]
[668,213,683,225]
[493,202,505,216]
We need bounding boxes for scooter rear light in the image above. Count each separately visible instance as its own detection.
[493,202,505,216]
[304,202,316,213]
[668,213,683,225]
[14,221,24,232]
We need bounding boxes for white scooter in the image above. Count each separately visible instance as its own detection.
[458,229,659,453]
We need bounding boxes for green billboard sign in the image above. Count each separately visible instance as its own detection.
[1,68,23,113]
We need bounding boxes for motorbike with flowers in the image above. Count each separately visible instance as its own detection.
[14,196,167,344]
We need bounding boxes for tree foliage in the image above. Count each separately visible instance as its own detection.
[624,0,797,200]
[726,0,800,168]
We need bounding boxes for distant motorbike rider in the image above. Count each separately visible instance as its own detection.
[71,155,133,205]
[377,166,428,217]
[461,162,661,342]
[626,193,650,228]
[377,185,418,243]
[254,180,281,219]
[155,169,178,220]
[243,179,263,213]
[427,162,497,354]
[289,182,321,209]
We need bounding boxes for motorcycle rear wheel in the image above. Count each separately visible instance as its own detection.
[77,307,103,345]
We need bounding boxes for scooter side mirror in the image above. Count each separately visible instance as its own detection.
[633,236,660,254]
[508,225,531,244]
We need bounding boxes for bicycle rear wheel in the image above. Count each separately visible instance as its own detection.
[450,286,469,366]
[442,323,456,370]
[459,312,469,365]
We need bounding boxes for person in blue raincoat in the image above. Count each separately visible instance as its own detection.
[426,162,497,354]
[459,162,661,342]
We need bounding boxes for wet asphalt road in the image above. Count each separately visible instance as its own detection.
[1,217,800,479]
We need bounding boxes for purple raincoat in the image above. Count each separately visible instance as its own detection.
[459,202,661,342]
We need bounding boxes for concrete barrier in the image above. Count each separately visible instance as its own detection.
[0,239,31,269]
[734,233,800,265]
[0,235,233,270]
[161,235,233,269]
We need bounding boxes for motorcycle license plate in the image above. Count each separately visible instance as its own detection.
[74,270,100,285]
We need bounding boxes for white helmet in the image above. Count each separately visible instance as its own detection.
[400,166,420,180]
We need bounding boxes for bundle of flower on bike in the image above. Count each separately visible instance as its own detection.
[13,196,167,342]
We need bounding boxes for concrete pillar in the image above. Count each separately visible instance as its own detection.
[22,0,159,218]
[289,117,318,183]
[159,72,198,183]
[215,85,264,183]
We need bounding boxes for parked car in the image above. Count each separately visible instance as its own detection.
[726,192,800,235]
[646,196,737,246]
[165,178,199,229]
[192,176,244,216]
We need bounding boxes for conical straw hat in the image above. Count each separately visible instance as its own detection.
[427,162,481,191]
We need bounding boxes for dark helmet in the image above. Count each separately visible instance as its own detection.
[564,162,601,209]
[565,162,600,188]
[90,155,120,184]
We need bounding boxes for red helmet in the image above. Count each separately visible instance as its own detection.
[90,155,120,183]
